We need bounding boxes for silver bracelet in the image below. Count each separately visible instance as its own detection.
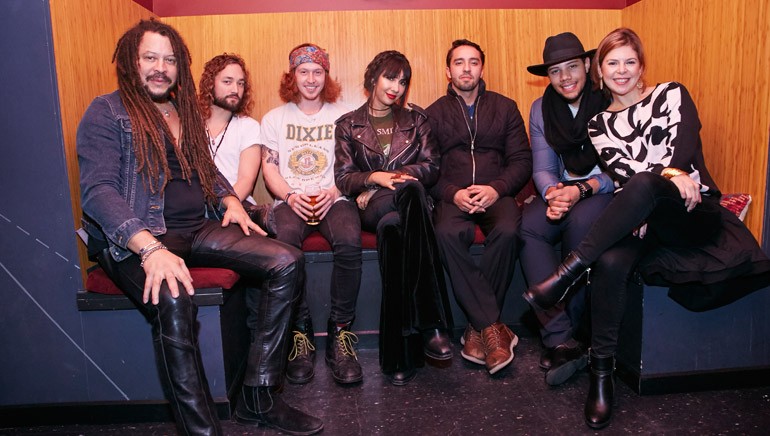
[140,243,168,267]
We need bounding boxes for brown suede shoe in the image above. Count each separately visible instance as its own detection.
[481,322,519,374]
[460,325,485,365]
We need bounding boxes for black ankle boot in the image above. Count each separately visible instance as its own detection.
[584,352,615,429]
[523,252,588,311]
[235,385,324,435]
[286,318,315,384]
[422,328,453,360]
[326,319,363,384]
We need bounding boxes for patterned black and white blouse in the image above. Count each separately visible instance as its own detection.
[588,81,718,194]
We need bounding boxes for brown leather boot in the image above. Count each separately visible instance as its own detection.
[285,318,315,384]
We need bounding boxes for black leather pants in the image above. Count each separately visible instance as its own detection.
[97,220,303,435]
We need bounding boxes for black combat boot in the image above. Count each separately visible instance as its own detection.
[326,319,363,384]
[286,318,315,384]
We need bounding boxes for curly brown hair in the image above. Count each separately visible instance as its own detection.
[279,43,341,104]
[198,53,254,119]
[113,18,218,201]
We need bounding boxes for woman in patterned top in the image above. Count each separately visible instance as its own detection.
[523,27,770,429]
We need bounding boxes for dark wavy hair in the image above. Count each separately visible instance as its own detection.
[112,18,217,201]
[445,39,485,67]
[363,50,412,108]
[591,27,646,95]
[198,53,254,119]
[279,43,342,104]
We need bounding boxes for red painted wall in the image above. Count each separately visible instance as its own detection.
[135,0,637,17]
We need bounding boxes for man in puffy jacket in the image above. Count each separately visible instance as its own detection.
[426,39,532,376]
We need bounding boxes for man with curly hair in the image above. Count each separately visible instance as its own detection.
[261,43,363,385]
[198,53,261,205]
[77,20,322,435]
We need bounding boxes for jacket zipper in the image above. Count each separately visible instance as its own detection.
[454,93,480,184]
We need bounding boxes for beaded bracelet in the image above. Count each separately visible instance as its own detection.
[284,191,295,203]
[140,243,168,267]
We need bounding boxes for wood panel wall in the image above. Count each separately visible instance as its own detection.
[49,0,155,275]
[50,0,770,275]
[622,0,770,237]
[166,9,619,203]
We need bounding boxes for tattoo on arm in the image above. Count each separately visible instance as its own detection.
[264,148,279,166]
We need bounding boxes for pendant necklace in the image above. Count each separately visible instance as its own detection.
[206,114,234,160]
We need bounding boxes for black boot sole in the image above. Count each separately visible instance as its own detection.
[285,372,315,384]
[545,354,588,386]
[234,413,324,435]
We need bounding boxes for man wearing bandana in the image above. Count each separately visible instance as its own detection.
[260,44,363,386]
[521,32,613,386]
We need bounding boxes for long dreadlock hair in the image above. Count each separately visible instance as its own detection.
[112,18,218,202]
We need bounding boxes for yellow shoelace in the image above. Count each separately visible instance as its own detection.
[288,330,316,361]
[336,330,359,358]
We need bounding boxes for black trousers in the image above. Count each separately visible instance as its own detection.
[433,196,520,329]
[573,172,721,355]
[97,220,303,435]
[360,181,453,374]
[274,199,362,325]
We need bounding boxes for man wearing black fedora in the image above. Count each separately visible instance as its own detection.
[520,32,613,386]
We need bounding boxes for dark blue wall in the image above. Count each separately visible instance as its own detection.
[0,0,88,405]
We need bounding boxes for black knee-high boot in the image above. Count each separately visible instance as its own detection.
[152,297,222,436]
[584,351,615,429]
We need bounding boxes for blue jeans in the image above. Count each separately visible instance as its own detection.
[274,199,362,325]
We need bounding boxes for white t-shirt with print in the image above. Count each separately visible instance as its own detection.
[208,115,261,204]
[260,102,348,203]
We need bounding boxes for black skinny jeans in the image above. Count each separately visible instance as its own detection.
[273,199,362,325]
[573,172,721,356]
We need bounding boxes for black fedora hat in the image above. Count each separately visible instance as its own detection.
[527,32,595,77]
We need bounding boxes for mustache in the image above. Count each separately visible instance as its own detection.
[146,72,172,83]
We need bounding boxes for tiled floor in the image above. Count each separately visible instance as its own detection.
[3,335,769,435]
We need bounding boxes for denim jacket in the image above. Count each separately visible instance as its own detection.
[77,91,234,261]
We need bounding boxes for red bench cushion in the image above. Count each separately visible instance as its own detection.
[300,226,485,252]
[86,267,241,295]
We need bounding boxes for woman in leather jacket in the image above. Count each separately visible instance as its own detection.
[334,50,453,386]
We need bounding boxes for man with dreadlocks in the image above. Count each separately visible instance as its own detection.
[77,19,323,436]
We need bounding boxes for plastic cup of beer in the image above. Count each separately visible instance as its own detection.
[306,184,321,225]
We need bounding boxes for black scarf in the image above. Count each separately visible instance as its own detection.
[542,78,609,176]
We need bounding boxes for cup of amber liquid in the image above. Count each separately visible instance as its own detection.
[305,184,321,225]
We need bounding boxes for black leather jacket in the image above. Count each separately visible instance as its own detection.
[334,103,439,196]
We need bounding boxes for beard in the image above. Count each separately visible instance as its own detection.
[452,78,479,93]
[144,73,175,102]
[213,94,242,113]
